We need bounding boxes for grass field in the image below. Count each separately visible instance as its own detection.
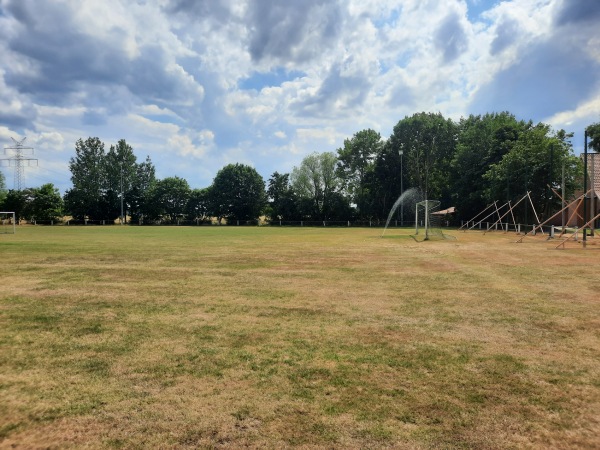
[1,225,599,449]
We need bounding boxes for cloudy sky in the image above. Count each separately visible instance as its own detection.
[1,0,599,193]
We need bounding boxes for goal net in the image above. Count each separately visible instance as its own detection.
[0,212,16,234]
[413,200,445,241]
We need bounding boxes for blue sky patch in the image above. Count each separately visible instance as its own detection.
[239,67,305,91]
[373,7,401,28]
[466,0,497,23]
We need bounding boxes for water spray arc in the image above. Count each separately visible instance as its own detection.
[381,188,420,237]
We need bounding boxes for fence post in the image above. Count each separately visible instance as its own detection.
[301,221,303,227]
[348,221,350,227]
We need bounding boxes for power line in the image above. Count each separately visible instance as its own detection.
[1,137,38,190]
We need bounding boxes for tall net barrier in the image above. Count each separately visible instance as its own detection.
[412,200,453,241]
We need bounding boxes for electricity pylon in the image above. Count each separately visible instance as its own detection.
[1,137,38,190]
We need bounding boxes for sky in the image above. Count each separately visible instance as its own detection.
[1,0,599,193]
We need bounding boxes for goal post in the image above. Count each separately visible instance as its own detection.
[413,200,448,241]
[0,212,16,234]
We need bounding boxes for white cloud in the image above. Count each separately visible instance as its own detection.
[170,129,215,159]
[544,94,600,128]
[0,0,598,193]
[32,132,65,153]
[296,127,341,147]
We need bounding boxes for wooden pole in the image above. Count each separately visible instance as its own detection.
[583,130,588,246]
[527,192,542,231]
[458,202,496,231]
[473,201,509,232]
[517,194,586,243]
[556,211,600,249]
[484,196,528,235]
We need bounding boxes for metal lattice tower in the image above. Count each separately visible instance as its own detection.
[1,137,38,191]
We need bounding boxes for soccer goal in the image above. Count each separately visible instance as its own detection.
[413,200,451,241]
[0,212,16,234]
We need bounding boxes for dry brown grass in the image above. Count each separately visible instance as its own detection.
[1,226,599,449]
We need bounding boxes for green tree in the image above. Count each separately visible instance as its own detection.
[336,129,382,218]
[129,155,157,224]
[0,171,6,206]
[105,139,138,222]
[587,122,600,152]
[387,112,458,203]
[186,188,212,224]
[64,137,107,221]
[26,184,63,223]
[65,137,156,223]
[210,164,266,223]
[266,172,298,221]
[484,125,581,222]
[148,176,191,223]
[290,152,347,220]
[2,190,28,222]
[451,112,531,219]
[370,141,405,221]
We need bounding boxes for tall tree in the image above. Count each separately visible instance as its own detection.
[267,172,298,221]
[105,139,138,221]
[64,137,106,221]
[210,164,266,223]
[336,129,382,218]
[484,125,581,222]
[129,155,156,224]
[451,112,531,219]
[370,141,405,221]
[65,137,156,223]
[186,187,212,223]
[387,112,458,204]
[291,152,347,220]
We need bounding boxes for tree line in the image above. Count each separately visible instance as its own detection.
[1,112,599,225]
